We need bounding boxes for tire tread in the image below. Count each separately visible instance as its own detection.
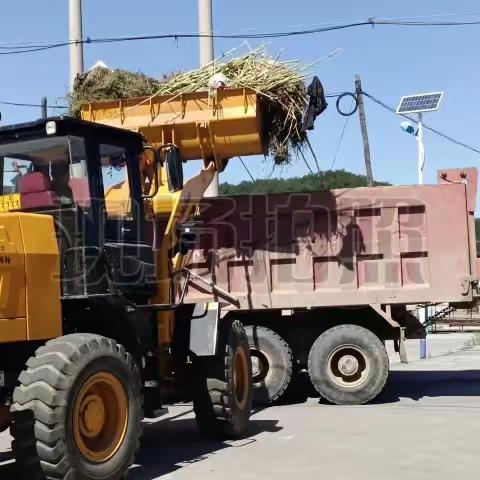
[10,333,142,480]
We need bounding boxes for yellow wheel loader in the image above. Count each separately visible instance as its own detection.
[0,114,253,480]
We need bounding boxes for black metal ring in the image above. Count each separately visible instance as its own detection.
[336,92,358,117]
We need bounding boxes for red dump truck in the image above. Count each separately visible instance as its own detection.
[183,167,480,405]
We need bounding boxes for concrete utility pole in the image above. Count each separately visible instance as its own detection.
[41,97,47,119]
[198,0,214,67]
[199,0,219,197]
[69,0,84,92]
[355,75,374,187]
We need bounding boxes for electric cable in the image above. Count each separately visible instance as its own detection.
[305,136,321,174]
[297,147,315,175]
[0,100,67,109]
[238,156,256,182]
[331,97,355,169]
[1,17,480,56]
[336,92,358,116]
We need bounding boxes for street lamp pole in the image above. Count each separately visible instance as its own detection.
[416,112,425,185]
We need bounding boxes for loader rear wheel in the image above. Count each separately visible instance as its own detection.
[10,333,143,480]
[245,326,293,405]
[308,324,389,405]
[193,319,252,438]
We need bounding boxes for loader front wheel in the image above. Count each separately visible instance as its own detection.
[193,319,252,438]
[10,333,143,480]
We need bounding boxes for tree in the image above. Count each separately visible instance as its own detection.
[220,169,389,195]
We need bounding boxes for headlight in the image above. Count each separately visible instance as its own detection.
[45,121,56,135]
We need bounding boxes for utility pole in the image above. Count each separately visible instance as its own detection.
[198,0,214,68]
[41,97,47,119]
[69,0,84,92]
[198,0,219,197]
[355,75,373,187]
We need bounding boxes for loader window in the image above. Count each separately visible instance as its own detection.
[0,136,91,210]
[100,143,131,218]
[1,157,24,194]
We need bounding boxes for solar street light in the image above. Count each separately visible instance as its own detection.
[396,92,444,185]
[396,92,444,358]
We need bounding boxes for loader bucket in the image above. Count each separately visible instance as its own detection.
[80,87,265,171]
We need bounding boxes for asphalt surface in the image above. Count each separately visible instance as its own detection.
[1,333,480,480]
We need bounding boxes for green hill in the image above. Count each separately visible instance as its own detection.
[220,170,389,195]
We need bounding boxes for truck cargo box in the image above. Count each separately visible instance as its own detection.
[184,168,478,310]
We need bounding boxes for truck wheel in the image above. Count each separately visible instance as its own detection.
[245,326,293,405]
[10,333,143,480]
[308,325,389,405]
[193,319,252,438]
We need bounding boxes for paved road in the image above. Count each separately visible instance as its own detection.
[1,334,480,480]
[386,332,474,364]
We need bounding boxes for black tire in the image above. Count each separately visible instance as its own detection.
[193,319,252,438]
[10,333,143,480]
[308,325,389,405]
[245,326,293,405]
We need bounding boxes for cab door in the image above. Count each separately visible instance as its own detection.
[0,214,26,342]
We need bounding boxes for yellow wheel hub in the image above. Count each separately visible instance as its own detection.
[79,394,106,438]
[73,372,128,463]
[233,347,249,410]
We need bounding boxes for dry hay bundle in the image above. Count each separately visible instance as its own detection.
[71,49,309,164]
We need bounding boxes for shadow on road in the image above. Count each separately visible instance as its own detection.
[130,410,281,480]
[278,369,480,406]
[278,373,318,405]
[0,408,281,480]
[374,369,480,404]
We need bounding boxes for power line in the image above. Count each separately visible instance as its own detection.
[362,91,480,155]
[265,11,480,31]
[298,147,315,175]
[331,97,354,169]
[305,136,321,174]
[2,11,480,48]
[2,17,480,56]
[0,100,67,109]
[0,91,346,111]
[238,156,256,183]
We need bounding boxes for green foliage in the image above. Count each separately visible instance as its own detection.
[220,169,390,195]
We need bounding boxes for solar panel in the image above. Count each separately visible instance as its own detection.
[396,92,444,114]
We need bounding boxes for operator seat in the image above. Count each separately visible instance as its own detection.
[19,172,60,210]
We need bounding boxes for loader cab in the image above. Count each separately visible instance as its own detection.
[0,117,155,301]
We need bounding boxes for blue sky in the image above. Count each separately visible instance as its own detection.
[0,0,479,189]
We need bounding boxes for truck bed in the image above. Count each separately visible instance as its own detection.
[183,169,478,310]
